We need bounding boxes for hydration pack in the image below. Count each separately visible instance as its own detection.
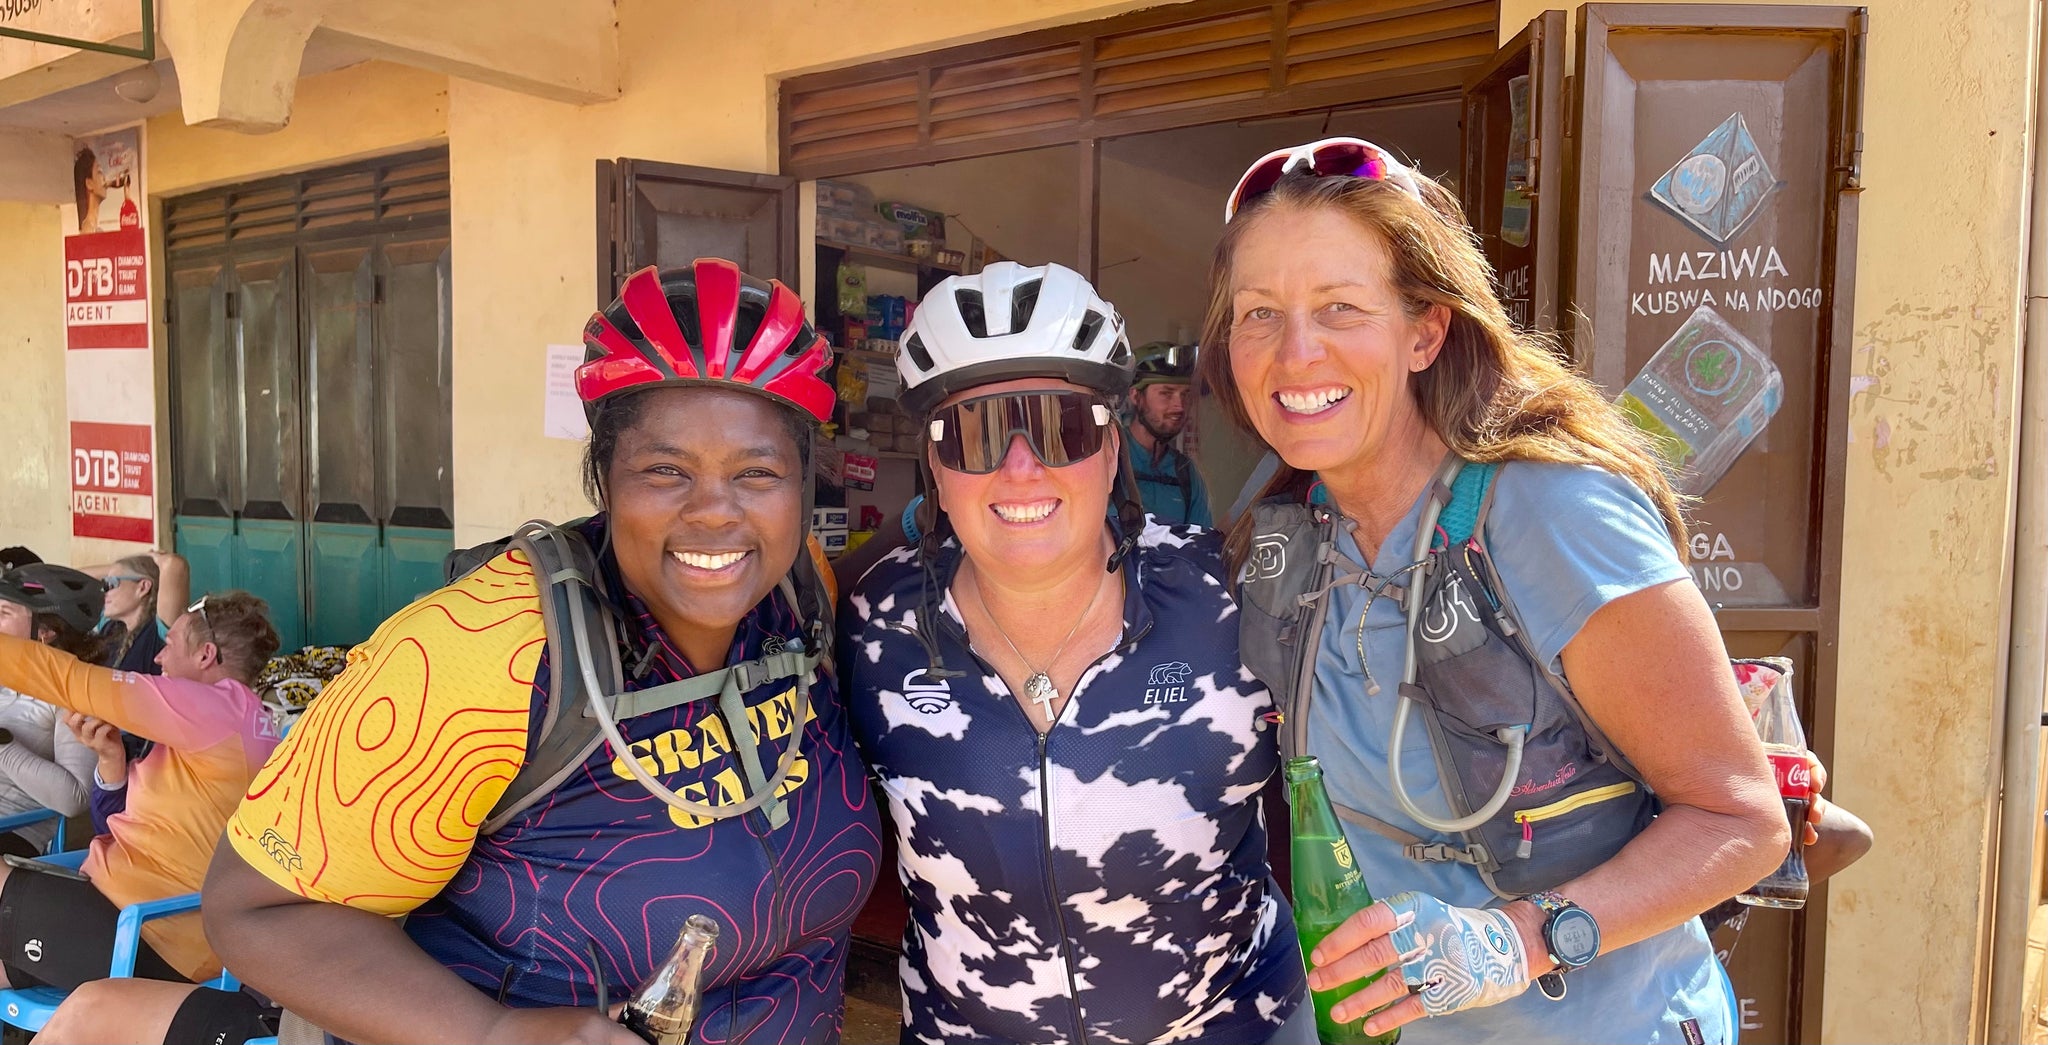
[445,520,834,835]
[1235,461,1658,898]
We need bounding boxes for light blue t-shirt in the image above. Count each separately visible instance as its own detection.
[1307,460,1731,1045]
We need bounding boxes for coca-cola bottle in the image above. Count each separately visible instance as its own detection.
[621,914,719,1044]
[1739,663,1809,909]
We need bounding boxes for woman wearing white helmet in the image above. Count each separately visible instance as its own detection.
[842,261,1310,1044]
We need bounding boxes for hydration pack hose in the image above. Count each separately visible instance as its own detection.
[568,573,809,821]
[1386,457,1530,834]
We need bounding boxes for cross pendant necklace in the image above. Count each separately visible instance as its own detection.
[968,566,1114,725]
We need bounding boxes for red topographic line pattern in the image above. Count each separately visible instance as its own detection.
[240,555,543,903]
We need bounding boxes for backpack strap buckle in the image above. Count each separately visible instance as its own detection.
[1404,841,1488,866]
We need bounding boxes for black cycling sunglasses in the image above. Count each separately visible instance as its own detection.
[927,390,1115,475]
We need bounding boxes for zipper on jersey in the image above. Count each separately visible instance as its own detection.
[945,568,1153,1045]
[1032,613,1153,1045]
[1036,730,1089,1045]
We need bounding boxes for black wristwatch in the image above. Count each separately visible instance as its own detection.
[1526,890,1600,1000]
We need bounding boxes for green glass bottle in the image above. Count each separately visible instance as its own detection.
[1287,755,1399,1045]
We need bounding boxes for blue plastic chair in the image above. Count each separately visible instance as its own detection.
[0,807,68,854]
[0,858,243,1035]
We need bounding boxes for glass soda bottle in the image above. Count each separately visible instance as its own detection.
[1287,755,1399,1044]
[1738,664,1810,909]
[621,914,719,1044]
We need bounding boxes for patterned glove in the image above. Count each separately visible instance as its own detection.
[1384,891,1531,1016]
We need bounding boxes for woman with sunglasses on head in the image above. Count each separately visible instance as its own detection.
[1202,139,1801,1044]
[843,261,1309,1045]
[196,260,881,1045]
[0,587,282,1044]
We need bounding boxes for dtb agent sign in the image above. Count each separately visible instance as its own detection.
[71,422,154,543]
[64,226,147,349]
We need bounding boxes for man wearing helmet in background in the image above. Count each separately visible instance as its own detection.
[190,260,882,1045]
[842,262,1310,1044]
[1125,342,1213,527]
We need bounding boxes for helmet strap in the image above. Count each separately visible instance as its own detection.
[910,454,966,681]
[1106,447,1146,573]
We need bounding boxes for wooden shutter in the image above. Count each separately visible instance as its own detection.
[162,149,449,256]
[781,0,1499,178]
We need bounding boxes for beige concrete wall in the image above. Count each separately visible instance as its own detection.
[149,60,449,196]
[1494,1,2033,1042]
[443,0,1171,546]
[0,202,75,561]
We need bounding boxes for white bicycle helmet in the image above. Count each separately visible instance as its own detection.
[898,261,1134,417]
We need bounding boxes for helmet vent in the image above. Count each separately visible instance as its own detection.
[956,289,988,338]
[732,300,768,364]
[903,332,934,373]
[1072,311,1105,354]
[1009,279,1042,333]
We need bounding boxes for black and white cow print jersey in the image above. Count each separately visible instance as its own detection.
[844,521,1305,1045]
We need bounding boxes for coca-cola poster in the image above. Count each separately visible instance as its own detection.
[72,127,142,237]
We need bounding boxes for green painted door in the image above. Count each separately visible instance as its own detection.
[232,252,308,649]
[168,249,310,650]
[303,243,383,647]
[373,236,456,611]
[168,229,453,652]
[167,257,237,602]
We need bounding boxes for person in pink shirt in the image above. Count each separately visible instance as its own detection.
[0,590,280,1044]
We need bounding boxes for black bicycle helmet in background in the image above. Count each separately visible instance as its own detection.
[0,564,106,635]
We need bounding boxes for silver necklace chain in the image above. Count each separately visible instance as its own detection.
[967,565,1113,724]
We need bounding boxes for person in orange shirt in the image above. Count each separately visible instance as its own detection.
[0,590,280,1043]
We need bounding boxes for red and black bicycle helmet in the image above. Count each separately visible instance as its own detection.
[578,260,835,423]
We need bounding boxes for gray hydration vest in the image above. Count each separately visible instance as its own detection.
[445,519,832,835]
[1236,459,1658,899]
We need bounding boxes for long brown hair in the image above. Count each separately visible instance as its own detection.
[1199,171,1687,575]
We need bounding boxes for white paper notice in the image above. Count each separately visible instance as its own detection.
[544,344,590,441]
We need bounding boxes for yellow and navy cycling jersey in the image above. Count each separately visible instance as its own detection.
[229,518,881,1041]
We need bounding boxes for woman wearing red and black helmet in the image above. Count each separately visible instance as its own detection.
[179,260,883,1045]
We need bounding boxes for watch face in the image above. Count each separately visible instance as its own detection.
[1552,907,1600,965]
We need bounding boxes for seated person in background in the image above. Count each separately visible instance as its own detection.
[84,551,190,676]
[0,591,281,1045]
[0,566,102,856]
